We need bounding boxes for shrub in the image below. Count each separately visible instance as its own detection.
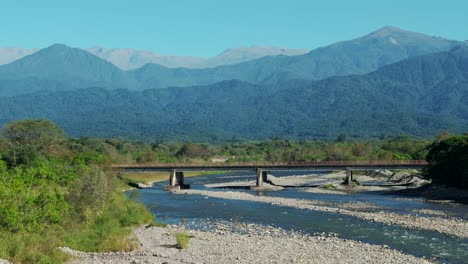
[425,135,468,189]
[175,232,191,249]
[322,184,337,190]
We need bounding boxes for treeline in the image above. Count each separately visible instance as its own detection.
[0,120,154,263]
[90,135,433,164]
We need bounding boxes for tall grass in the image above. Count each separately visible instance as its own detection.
[64,191,154,252]
[0,190,154,263]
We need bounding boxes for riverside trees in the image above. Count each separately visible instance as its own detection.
[425,135,468,189]
[0,120,153,263]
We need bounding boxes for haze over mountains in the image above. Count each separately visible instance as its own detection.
[0,26,466,141]
[1,45,309,70]
[0,26,462,97]
[87,46,310,69]
[0,47,40,65]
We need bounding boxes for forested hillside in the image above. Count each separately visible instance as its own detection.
[0,47,467,141]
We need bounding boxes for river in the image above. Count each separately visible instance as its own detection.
[130,171,468,263]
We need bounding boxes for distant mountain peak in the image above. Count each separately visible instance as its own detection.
[366,26,410,38]
[35,43,79,57]
[45,43,71,51]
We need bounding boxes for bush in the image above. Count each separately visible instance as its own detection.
[68,168,110,222]
[0,229,69,264]
[425,135,468,189]
[175,232,191,249]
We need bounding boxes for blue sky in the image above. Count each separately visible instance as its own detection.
[1,0,467,57]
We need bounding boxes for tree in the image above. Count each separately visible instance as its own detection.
[0,119,65,165]
[176,143,209,159]
[425,135,468,189]
[1,119,64,150]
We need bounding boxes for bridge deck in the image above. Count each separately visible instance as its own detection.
[113,160,427,172]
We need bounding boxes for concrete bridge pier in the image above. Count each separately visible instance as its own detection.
[250,168,271,190]
[255,168,270,186]
[164,170,190,191]
[345,167,353,185]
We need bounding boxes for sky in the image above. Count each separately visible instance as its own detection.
[1,0,467,57]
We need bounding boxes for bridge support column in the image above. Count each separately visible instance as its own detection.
[164,170,190,191]
[256,168,269,186]
[170,170,177,186]
[345,167,353,185]
[256,169,262,186]
[250,168,272,190]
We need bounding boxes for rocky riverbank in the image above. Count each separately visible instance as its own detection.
[66,223,433,264]
[174,189,468,239]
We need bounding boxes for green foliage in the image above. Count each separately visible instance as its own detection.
[68,169,110,222]
[0,229,69,264]
[175,232,191,249]
[322,184,337,190]
[1,119,64,150]
[64,192,153,252]
[0,120,154,263]
[425,135,468,189]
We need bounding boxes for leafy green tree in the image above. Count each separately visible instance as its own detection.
[425,135,468,189]
[0,119,65,166]
[1,119,64,151]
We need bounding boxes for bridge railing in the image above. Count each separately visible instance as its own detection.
[112,160,428,168]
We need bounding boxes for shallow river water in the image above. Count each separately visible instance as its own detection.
[131,172,468,263]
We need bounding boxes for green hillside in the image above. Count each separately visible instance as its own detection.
[0,47,467,141]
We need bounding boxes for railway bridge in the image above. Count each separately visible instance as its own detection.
[113,160,428,190]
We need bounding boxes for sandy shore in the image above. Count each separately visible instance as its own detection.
[67,223,432,264]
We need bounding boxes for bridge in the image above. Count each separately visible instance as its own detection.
[113,160,428,190]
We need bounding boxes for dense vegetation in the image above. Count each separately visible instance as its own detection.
[425,134,468,189]
[57,135,432,164]
[0,120,154,263]
[1,46,467,141]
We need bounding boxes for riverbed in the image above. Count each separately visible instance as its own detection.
[71,171,468,263]
[138,171,468,263]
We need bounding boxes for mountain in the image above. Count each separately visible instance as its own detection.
[1,46,467,140]
[0,45,309,70]
[0,26,463,96]
[86,47,206,69]
[0,44,134,96]
[129,26,462,88]
[0,47,39,65]
[86,46,309,70]
[200,46,309,68]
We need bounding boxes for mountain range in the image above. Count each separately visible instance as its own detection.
[0,26,462,97]
[0,45,309,70]
[0,26,466,141]
[87,46,310,69]
[0,46,467,141]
